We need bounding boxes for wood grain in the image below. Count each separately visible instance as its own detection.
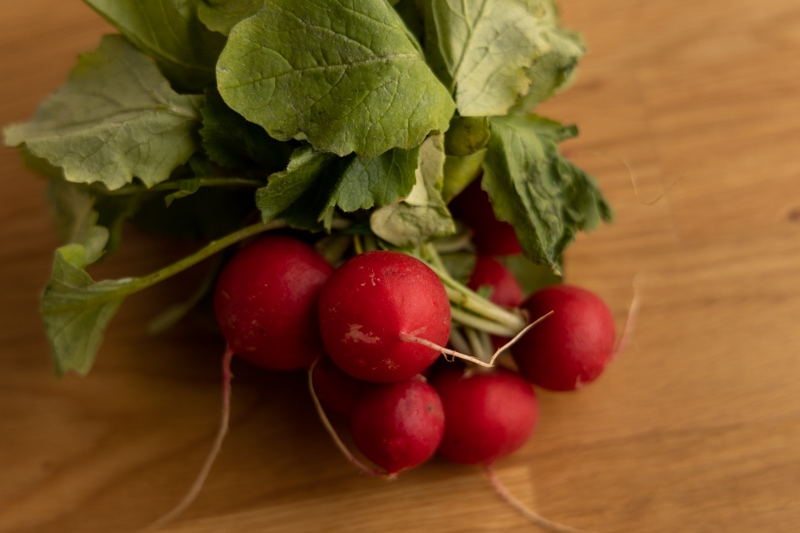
[2,1,799,532]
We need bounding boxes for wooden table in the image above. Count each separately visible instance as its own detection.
[2,1,799,532]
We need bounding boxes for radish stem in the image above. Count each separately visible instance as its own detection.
[419,244,527,333]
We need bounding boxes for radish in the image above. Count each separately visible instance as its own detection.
[512,284,616,391]
[465,255,525,353]
[318,250,451,382]
[432,365,588,532]
[214,234,333,371]
[432,366,538,465]
[449,177,522,256]
[348,376,445,475]
[311,354,370,417]
[467,255,524,308]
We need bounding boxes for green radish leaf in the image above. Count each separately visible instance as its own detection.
[41,219,285,376]
[4,35,203,191]
[509,0,585,113]
[200,89,293,172]
[41,226,135,376]
[45,180,99,247]
[255,147,338,230]
[256,145,419,231]
[442,149,487,203]
[46,177,144,254]
[498,254,561,296]
[321,147,419,227]
[197,0,264,36]
[423,0,556,116]
[217,0,455,157]
[163,178,203,206]
[371,134,456,247]
[444,116,492,157]
[441,115,492,201]
[481,114,613,275]
[85,0,226,92]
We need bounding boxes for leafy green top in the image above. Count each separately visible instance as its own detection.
[3,0,611,376]
[217,0,456,157]
[5,35,202,190]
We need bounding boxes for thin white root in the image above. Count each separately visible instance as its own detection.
[307,359,395,480]
[485,311,554,366]
[401,311,553,368]
[485,465,592,533]
[612,272,645,358]
[590,150,685,206]
[141,345,235,532]
[399,333,491,367]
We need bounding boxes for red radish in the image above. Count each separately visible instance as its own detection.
[512,284,616,391]
[467,255,524,308]
[214,235,333,371]
[318,250,451,383]
[311,355,370,417]
[449,177,522,256]
[431,366,587,532]
[432,366,538,465]
[349,376,445,475]
[466,255,525,352]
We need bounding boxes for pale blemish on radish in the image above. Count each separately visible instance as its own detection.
[345,324,380,344]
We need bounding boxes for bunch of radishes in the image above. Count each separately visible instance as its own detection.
[145,181,625,533]
[212,230,617,479]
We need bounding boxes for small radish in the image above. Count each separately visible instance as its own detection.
[466,255,525,352]
[449,177,522,256]
[432,366,538,465]
[467,255,524,308]
[318,250,451,383]
[349,376,445,475]
[214,234,333,371]
[311,355,370,417]
[512,284,616,391]
[432,366,588,532]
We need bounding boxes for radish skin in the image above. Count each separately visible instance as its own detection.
[214,235,333,371]
[512,285,616,391]
[318,251,451,383]
[432,367,538,465]
[349,376,445,475]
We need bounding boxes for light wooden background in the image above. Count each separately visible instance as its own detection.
[2,1,799,532]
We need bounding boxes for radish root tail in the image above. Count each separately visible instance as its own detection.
[400,311,553,368]
[141,344,235,532]
[612,271,645,358]
[590,150,685,206]
[485,465,591,533]
[307,359,396,480]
